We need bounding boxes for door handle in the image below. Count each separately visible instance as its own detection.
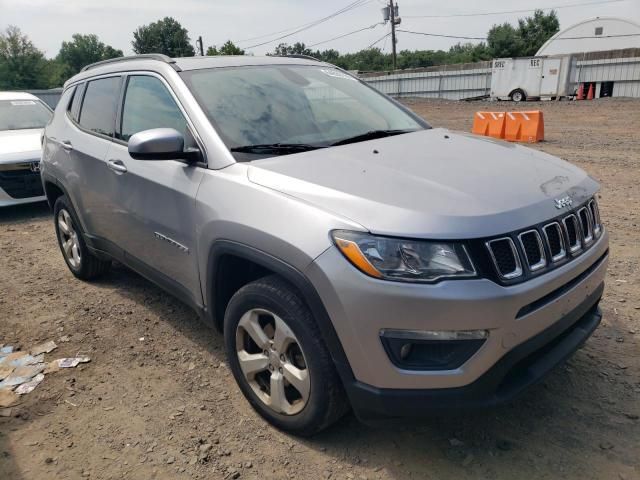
[61,140,73,151]
[107,159,128,174]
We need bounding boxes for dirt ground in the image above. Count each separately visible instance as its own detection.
[1,98,638,480]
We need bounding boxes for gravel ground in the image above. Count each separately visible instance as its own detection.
[1,98,639,480]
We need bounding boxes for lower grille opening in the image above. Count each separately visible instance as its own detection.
[0,170,44,199]
[516,250,607,318]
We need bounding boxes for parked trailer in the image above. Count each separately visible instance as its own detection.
[490,56,573,101]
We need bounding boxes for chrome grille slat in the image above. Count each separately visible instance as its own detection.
[578,207,594,245]
[542,222,566,262]
[562,214,582,254]
[588,199,602,237]
[486,237,522,279]
[518,230,546,272]
[485,196,602,282]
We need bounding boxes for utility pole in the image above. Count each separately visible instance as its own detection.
[197,36,204,56]
[386,1,400,70]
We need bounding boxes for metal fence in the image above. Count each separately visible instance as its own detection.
[359,61,492,100]
[572,48,640,98]
[25,88,63,109]
[360,49,640,100]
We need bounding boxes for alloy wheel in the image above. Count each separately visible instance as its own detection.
[235,308,310,415]
[58,208,81,269]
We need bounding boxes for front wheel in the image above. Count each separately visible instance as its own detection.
[54,195,110,280]
[224,275,348,436]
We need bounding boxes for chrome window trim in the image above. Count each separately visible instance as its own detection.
[518,229,547,272]
[542,222,567,262]
[486,237,523,279]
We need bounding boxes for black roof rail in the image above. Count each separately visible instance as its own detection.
[81,54,181,72]
[283,54,322,62]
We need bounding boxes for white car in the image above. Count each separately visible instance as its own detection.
[0,92,53,207]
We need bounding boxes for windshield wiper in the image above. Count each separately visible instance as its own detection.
[330,129,416,147]
[230,143,326,155]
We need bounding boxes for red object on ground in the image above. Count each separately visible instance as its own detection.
[587,83,595,100]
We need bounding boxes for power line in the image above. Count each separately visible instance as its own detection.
[403,0,626,18]
[308,22,383,48]
[240,0,372,48]
[236,0,370,43]
[365,32,391,49]
[397,29,487,41]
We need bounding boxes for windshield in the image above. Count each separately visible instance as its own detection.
[0,99,52,131]
[180,65,427,160]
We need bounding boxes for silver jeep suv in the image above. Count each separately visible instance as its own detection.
[42,54,608,435]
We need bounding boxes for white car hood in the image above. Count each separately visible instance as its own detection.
[0,129,43,162]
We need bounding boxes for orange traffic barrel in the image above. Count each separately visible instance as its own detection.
[504,111,544,143]
[471,111,506,139]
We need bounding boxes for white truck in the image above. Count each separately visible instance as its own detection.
[490,55,573,101]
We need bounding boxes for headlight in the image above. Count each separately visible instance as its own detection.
[331,230,476,283]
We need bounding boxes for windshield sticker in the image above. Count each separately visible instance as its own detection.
[10,100,37,106]
[320,69,357,81]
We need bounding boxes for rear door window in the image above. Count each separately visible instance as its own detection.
[78,76,121,137]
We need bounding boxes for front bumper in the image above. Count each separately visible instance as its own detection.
[0,187,46,207]
[306,229,608,395]
[346,289,602,419]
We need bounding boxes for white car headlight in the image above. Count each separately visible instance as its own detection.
[331,230,476,283]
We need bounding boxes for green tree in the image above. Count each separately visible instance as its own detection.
[57,34,123,77]
[517,10,560,56]
[0,26,49,89]
[487,23,524,58]
[206,40,245,56]
[488,10,559,58]
[132,17,195,57]
[269,42,313,57]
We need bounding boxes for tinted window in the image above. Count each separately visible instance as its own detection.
[79,77,120,137]
[68,84,84,122]
[0,99,52,131]
[120,75,191,145]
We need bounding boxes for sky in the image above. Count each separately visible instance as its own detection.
[1,0,639,58]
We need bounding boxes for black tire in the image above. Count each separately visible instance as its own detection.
[53,195,111,280]
[224,275,348,436]
[510,89,526,102]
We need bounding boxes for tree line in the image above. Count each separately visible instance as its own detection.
[0,10,559,90]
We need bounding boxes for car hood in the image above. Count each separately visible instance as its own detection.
[0,129,42,163]
[247,129,599,238]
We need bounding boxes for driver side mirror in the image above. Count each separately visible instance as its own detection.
[128,128,200,162]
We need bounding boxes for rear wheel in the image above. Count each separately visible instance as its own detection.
[224,275,348,436]
[510,89,526,102]
[54,195,110,280]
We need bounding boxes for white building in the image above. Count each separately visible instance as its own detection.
[536,17,640,56]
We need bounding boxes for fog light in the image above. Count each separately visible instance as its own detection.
[399,343,413,360]
[380,329,489,371]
